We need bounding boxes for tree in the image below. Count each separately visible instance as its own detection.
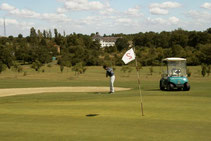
[201,64,207,77]
[60,64,64,73]
[0,45,14,69]
[43,30,47,38]
[149,66,153,75]
[198,44,211,65]
[171,44,186,57]
[170,29,188,47]
[37,30,43,40]
[121,66,133,77]
[0,61,6,74]
[13,63,23,73]
[18,34,23,38]
[31,60,42,72]
[30,27,38,44]
[30,27,37,38]
[207,65,210,76]
[187,68,191,77]
[54,28,58,38]
[206,27,211,34]
[72,62,86,76]
[57,53,72,72]
[157,31,170,48]
[31,45,52,64]
[15,45,32,64]
[115,38,129,52]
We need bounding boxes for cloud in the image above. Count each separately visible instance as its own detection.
[0,18,34,29]
[41,13,71,22]
[0,3,71,22]
[147,17,166,24]
[116,18,132,24]
[100,7,115,15]
[0,3,15,11]
[147,16,179,25]
[102,1,115,14]
[9,9,41,18]
[201,2,211,9]
[57,7,67,13]
[125,6,142,17]
[150,1,181,9]
[149,1,181,15]
[181,10,211,30]
[61,0,105,11]
[57,0,115,16]
[187,10,211,23]
[169,16,179,24]
[150,7,168,15]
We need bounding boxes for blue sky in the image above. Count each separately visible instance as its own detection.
[0,0,211,36]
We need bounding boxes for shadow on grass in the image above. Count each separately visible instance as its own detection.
[145,89,161,91]
[86,114,99,117]
[94,92,110,95]
[145,89,185,92]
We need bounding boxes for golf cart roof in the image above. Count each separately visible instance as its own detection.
[163,57,186,61]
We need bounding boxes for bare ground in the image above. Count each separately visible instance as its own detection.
[0,87,131,97]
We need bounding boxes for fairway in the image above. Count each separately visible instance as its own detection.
[0,66,211,141]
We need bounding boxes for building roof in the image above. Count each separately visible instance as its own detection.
[163,57,186,61]
[102,37,119,42]
[92,34,103,41]
[92,33,119,42]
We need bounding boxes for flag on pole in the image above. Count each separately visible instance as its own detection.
[122,48,136,64]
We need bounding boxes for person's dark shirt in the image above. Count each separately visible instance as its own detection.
[106,67,114,77]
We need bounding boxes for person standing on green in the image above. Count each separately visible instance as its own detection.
[103,65,115,93]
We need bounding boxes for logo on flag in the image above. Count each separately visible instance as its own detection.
[122,48,136,64]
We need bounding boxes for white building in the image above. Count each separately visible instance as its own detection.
[92,33,119,48]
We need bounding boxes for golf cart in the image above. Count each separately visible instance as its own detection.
[160,57,190,91]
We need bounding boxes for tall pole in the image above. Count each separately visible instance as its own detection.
[4,18,6,37]
[134,47,144,116]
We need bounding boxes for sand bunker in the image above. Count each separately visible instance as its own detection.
[0,87,131,97]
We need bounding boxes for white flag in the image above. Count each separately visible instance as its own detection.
[122,48,136,64]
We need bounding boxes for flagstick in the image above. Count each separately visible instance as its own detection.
[134,48,144,116]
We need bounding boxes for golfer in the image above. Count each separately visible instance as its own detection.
[103,65,115,93]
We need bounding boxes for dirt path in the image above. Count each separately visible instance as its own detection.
[0,87,131,97]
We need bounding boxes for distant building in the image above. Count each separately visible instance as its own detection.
[92,33,119,48]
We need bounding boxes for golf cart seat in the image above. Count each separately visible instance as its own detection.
[171,68,181,76]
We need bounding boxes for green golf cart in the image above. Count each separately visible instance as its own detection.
[160,57,190,91]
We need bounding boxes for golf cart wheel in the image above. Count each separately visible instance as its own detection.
[160,81,165,90]
[167,83,174,91]
[183,82,190,91]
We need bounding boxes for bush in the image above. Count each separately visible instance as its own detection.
[23,71,27,76]
[60,65,64,73]
[47,64,52,68]
[31,60,43,72]
[13,63,23,73]
[207,65,210,76]
[121,66,133,77]
[201,64,207,77]
[72,62,87,77]
[149,66,153,75]
[0,61,6,74]
[187,68,191,77]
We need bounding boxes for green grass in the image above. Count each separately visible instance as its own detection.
[0,65,211,141]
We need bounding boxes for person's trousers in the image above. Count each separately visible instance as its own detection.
[110,75,115,93]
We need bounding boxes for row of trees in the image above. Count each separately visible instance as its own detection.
[0,27,211,74]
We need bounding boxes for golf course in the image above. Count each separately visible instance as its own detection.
[0,65,211,141]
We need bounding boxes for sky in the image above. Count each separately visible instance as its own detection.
[0,0,211,36]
